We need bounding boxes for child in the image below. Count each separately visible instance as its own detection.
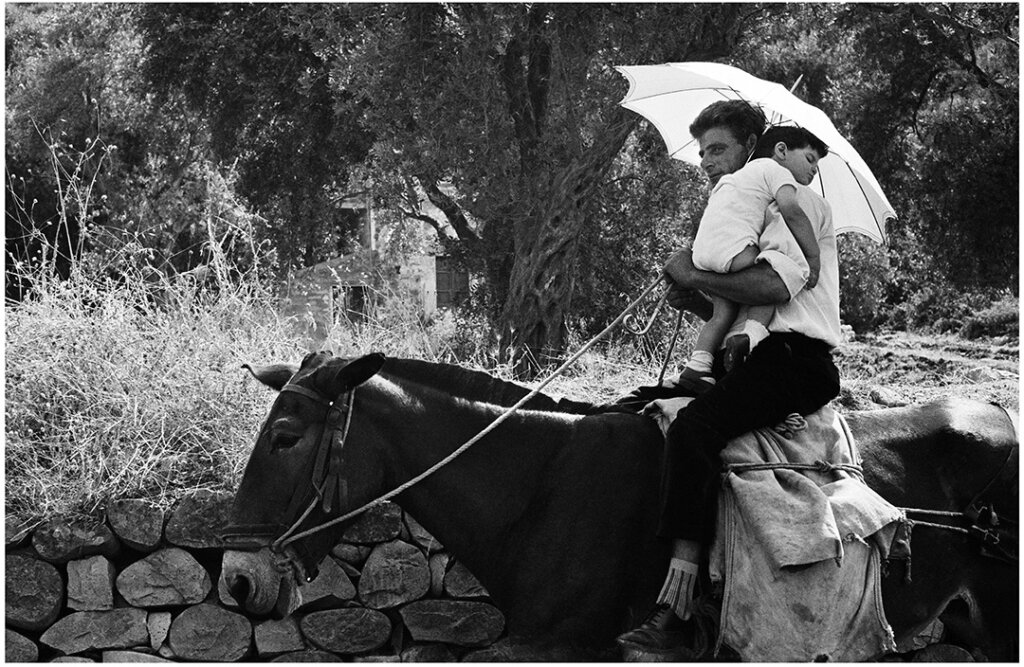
[675,125,828,392]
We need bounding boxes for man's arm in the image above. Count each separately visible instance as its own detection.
[664,248,790,306]
[665,284,714,321]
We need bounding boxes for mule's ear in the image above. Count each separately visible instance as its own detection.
[311,353,386,398]
[242,363,298,392]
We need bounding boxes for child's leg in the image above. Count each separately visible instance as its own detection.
[723,245,773,371]
[679,295,738,387]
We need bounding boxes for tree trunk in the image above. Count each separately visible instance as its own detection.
[501,111,635,377]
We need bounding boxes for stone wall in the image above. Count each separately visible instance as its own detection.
[5,491,511,662]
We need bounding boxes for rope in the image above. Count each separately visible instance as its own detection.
[724,460,864,476]
[278,274,668,548]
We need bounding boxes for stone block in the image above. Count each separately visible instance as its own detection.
[443,560,489,598]
[50,657,96,663]
[107,499,164,552]
[6,554,64,631]
[6,628,39,662]
[271,650,343,662]
[41,608,149,655]
[399,643,458,662]
[297,557,356,611]
[301,608,392,655]
[100,651,171,663]
[358,540,430,609]
[168,603,251,662]
[428,553,450,598]
[399,600,504,647]
[116,548,212,607]
[164,490,233,549]
[5,515,34,548]
[147,611,172,651]
[255,617,306,657]
[403,513,443,554]
[331,542,372,564]
[32,518,119,563]
[341,502,403,544]
[67,555,116,611]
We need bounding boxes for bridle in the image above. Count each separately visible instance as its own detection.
[221,380,357,582]
[271,383,357,551]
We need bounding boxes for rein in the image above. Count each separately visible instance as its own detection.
[271,275,668,551]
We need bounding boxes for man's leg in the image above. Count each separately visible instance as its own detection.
[618,333,840,648]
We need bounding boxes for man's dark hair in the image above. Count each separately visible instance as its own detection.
[751,126,829,160]
[688,100,766,145]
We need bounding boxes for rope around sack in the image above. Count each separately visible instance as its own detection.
[277,275,673,549]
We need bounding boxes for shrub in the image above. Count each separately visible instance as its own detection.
[960,294,1019,339]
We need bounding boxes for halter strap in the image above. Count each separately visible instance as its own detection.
[280,383,332,405]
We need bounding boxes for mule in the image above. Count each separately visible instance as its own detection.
[221,352,1018,660]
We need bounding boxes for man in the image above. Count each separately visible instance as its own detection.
[617,100,843,652]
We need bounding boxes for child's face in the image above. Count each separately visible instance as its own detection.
[777,146,821,186]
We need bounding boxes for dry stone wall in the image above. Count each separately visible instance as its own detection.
[5,491,513,662]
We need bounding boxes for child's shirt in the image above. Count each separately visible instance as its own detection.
[692,158,798,273]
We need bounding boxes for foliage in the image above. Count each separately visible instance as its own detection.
[837,235,892,332]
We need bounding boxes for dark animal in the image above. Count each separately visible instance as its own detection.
[221,352,1018,660]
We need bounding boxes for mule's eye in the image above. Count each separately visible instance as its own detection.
[271,433,301,450]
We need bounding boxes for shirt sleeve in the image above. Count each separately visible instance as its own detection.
[755,206,811,300]
[758,159,798,198]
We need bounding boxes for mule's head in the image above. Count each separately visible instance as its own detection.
[221,351,386,616]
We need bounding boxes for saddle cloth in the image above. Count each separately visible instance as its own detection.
[644,398,903,662]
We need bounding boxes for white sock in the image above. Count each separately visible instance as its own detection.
[655,557,699,620]
[684,350,715,375]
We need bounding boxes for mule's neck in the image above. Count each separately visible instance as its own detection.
[356,374,582,598]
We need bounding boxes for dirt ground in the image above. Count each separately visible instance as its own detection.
[834,331,1019,414]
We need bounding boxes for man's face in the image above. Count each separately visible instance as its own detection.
[696,127,752,186]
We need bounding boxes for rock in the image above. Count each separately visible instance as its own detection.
[6,554,64,630]
[6,628,39,662]
[32,518,119,563]
[147,611,172,651]
[297,557,356,611]
[41,608,149,655]
[255,617,306,657]
[116,548,212,607]
[341,502,403,544]
[67,555,116,611]
[400,644,458,662]
[5,515,35,548]
[332,542,372,564]
[870,387,908,407]
[399,600,505,647]
[107,499,164,552]
[403,514,443,554]
[164,490,233,549]
[50,657,96,663]
[337,559,362,579]
[100,651,172,663]
[271,650,343,662]
[443,560,489,598]
[428,553,451,598]
[168,603,251,662]
[358,540,430,609]
[157,645,176,660]
[300,608,392,655]
[462,638,578,662]
[912,644,975,661]
[353,655,400,662]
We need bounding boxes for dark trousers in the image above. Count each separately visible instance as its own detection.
[657,332,841,544]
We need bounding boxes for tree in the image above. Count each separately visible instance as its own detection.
[138,4,375,271]
[310,4,766,374]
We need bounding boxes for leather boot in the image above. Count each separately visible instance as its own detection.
[616,604,690,651]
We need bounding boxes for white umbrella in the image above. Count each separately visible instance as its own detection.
[616,62,894,244]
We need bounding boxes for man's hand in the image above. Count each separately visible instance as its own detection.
[663,248,699,288]
[666,284,713,322]
[724,334,751,372]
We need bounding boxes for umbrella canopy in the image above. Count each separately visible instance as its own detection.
[616,62,894,244]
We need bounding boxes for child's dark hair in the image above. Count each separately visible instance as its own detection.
[751,126,829,160]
